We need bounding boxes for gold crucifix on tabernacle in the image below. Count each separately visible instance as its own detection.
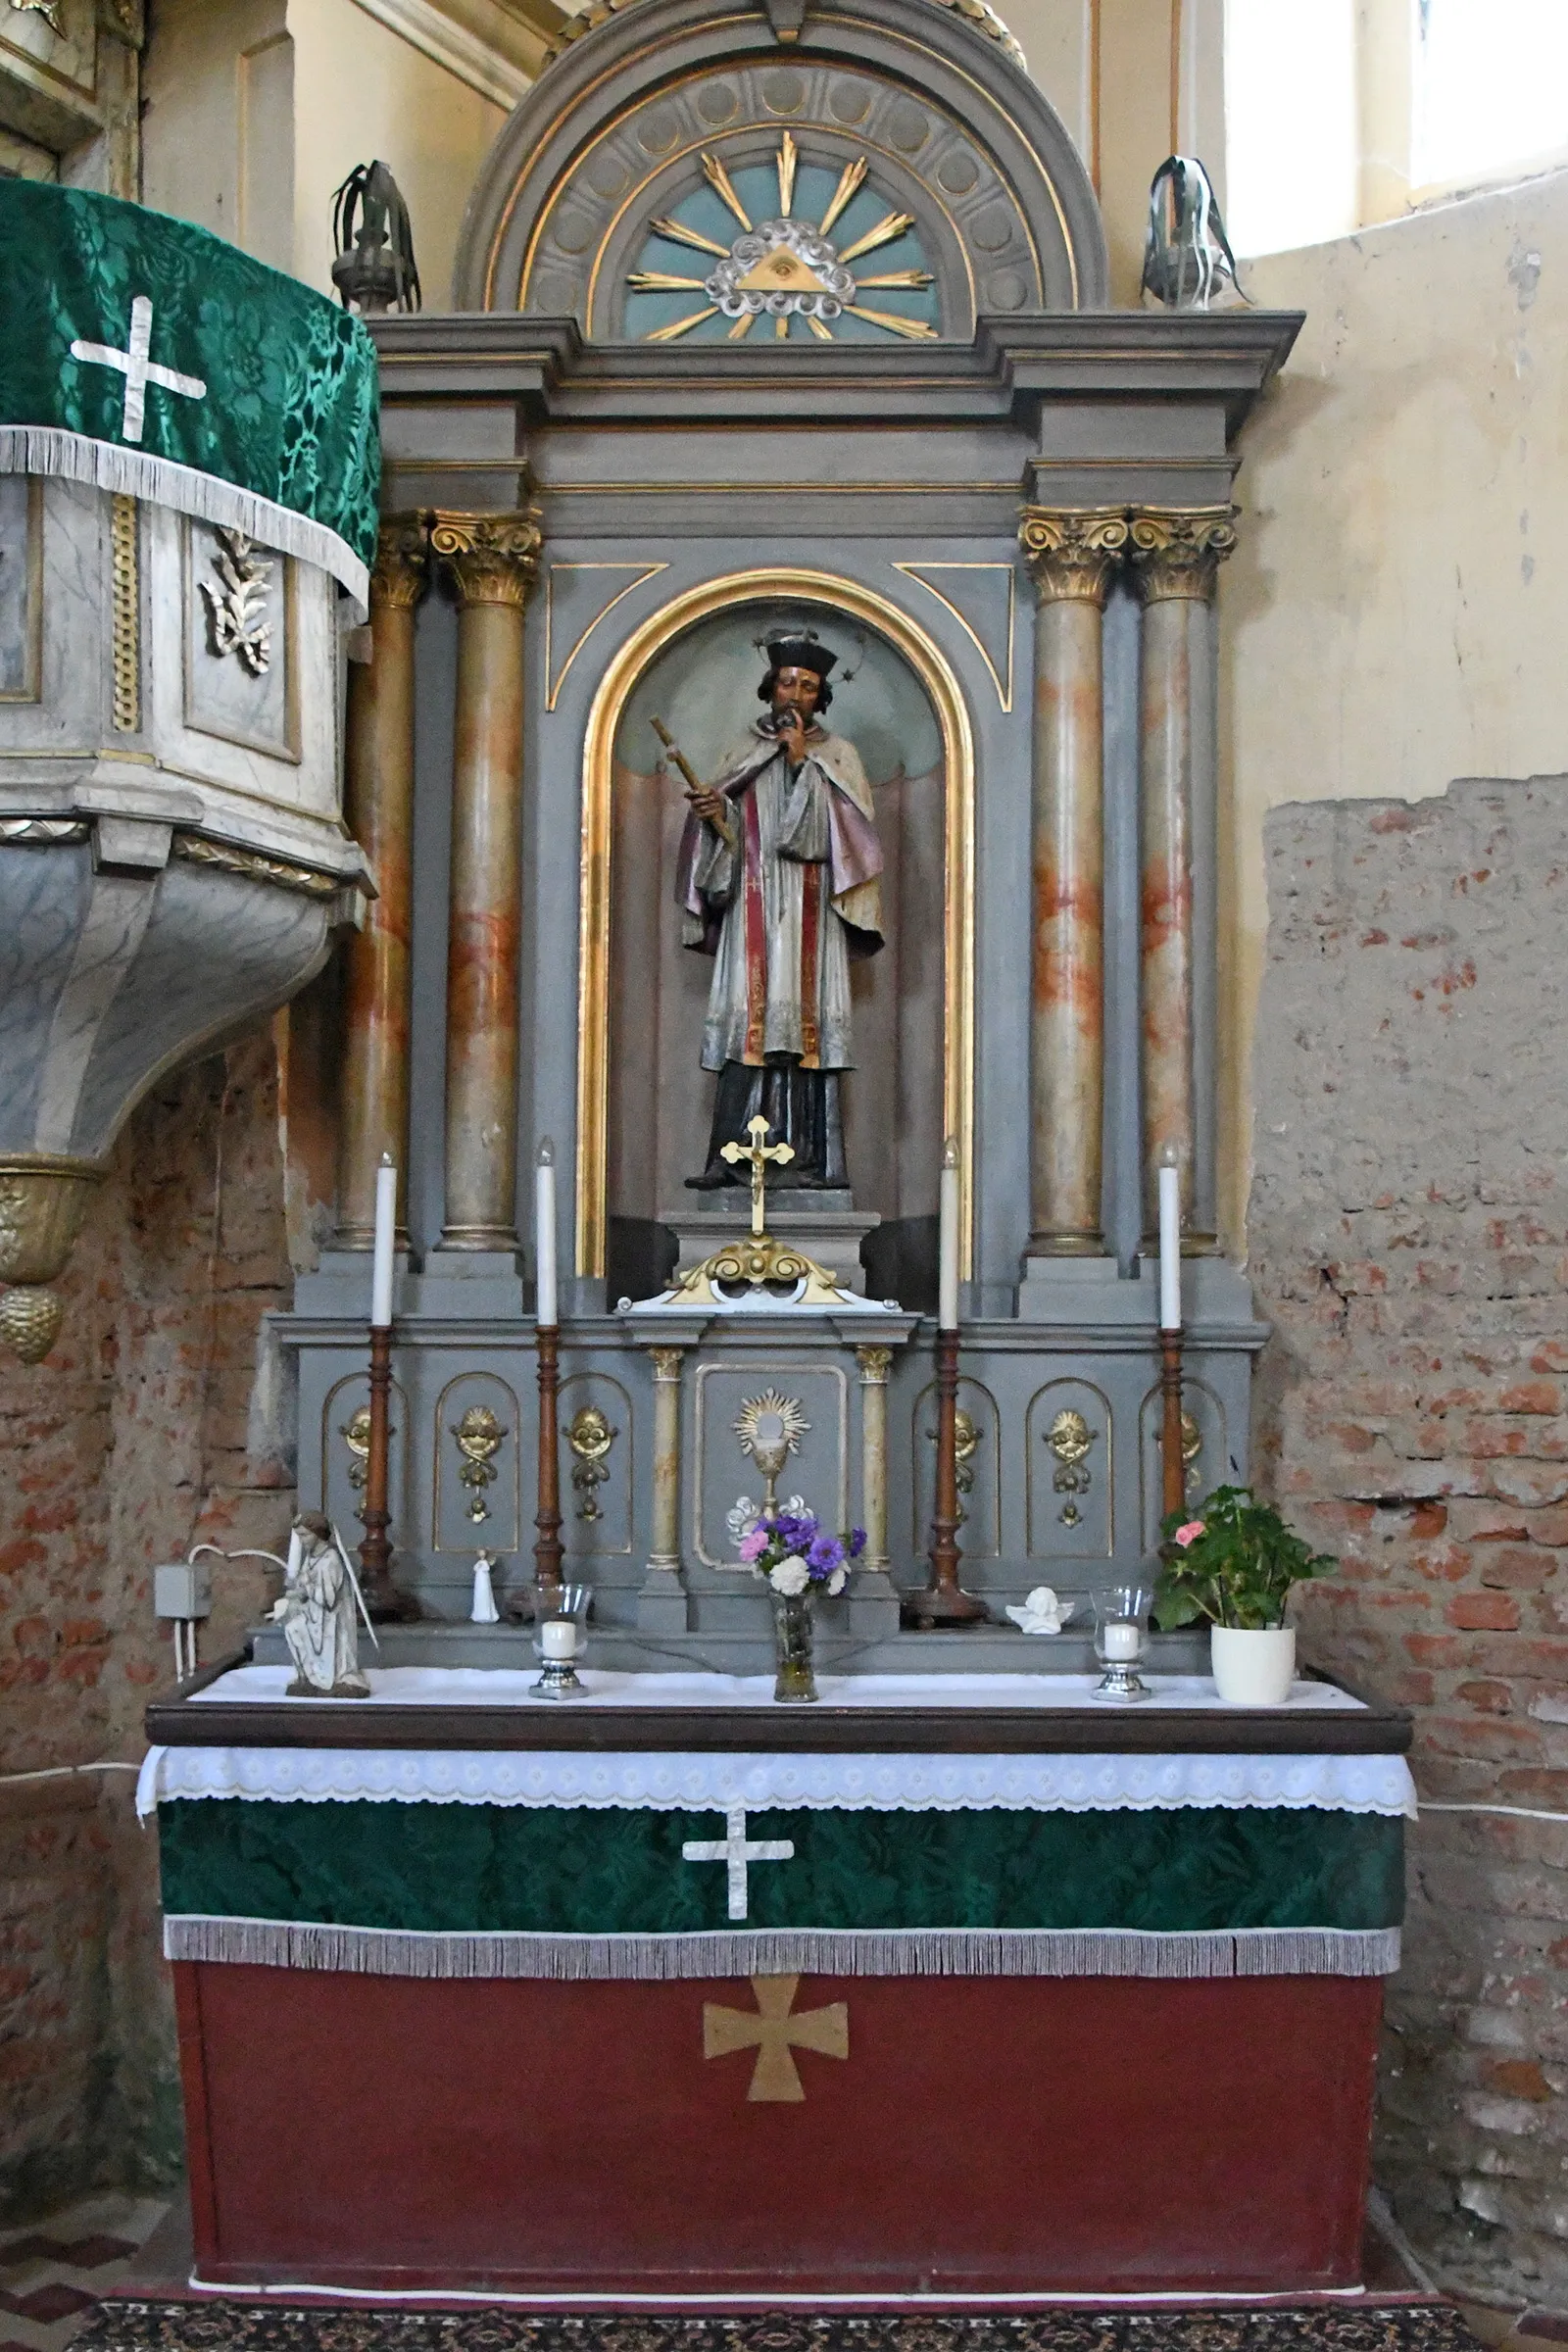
[720,1114,794,1237]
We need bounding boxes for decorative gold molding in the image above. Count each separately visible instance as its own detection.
[565,1401,615,1522]
[892,562,1014,710]
[1018,507,1129,608]
[1127,506,1238,604]
[575,566,976,1284]
[428,509,543,609]
[0,1154,107,1365]
[544,561,668,711]
[856,1345,894,1382]
[110,492,139,733]
[172,833,341,900]
[368,511,430,612]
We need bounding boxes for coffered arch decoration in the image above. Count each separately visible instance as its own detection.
[454,0,1107,321]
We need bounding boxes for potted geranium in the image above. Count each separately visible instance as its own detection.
[1153,1485,1334,1705]
[738,1510,865,1703]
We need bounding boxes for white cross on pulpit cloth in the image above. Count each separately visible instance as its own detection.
[70,295,208,445]
[681,1804,794,1921]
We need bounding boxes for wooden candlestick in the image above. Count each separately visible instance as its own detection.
[1160,1329,1187,1524]
[908,1327,988,1627]
[533,1321,564,1614]
[358,1324,417,1620]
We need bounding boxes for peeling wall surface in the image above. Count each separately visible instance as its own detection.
[1252,778,1568,2302]
[0,1034,294,2216]
[1223,165,1568,1252]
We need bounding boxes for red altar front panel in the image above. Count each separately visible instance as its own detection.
[174,1962,1381,2296]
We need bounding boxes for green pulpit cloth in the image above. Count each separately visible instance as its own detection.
[0,181,378,608]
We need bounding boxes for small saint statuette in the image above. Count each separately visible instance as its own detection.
[271,1511,372,1697]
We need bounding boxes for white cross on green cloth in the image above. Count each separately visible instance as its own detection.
[681,1804,794,1921]
[70,294,207,445]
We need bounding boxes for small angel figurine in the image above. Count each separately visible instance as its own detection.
[271,1512,372,1697]
[470,1550,501,1625]
[1005,1585,1077,1638]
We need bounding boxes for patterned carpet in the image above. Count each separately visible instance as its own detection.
[72,2307,1483,2352]
[0,2199,168,2352]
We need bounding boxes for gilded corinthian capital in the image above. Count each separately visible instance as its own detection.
[1127,507,1239,604]
[1018,509,1130,608]
[368,512,430,612]
[428,510,544,609]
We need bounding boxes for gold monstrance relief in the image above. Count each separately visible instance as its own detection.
[627,136,939,347]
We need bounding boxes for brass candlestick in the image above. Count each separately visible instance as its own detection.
[533,1321,564,1614]
[1160,1330,1187,1523]
[907,1327,988,1627]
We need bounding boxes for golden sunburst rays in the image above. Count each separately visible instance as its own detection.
[777,128,798,219]
[702,150,753,231]
[836,211,917,265]
[818,155,868,239]
[630,144,934,348]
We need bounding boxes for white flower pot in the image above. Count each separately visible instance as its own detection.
[1210,1625,1297,1707]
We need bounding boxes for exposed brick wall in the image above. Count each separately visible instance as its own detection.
[1250,775,1568,2306]
[0,1027,295,2220]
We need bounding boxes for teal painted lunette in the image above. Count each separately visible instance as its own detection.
[157,1799,1404,1937]
[0,181,379,584]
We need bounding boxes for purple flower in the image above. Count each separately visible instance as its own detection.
[808,1533,847,1579]
[848,1527,867,1560]
[773,1511,818,1554]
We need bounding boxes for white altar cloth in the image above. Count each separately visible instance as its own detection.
[138,1666,1416,1820]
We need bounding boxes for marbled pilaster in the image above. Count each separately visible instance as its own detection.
[639,1344,691,1634]
[1019,509,1127,1260]
[336,514,427,1247]
[1129,507,1235,1247]
[429,511,542,1250]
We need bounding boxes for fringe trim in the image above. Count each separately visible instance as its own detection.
[0,427,370,614]
[163,1916,1401,1982]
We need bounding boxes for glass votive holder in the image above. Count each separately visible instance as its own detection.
[530,1614,585,1700]
[531,1583,593,1659]
[1092,1583,1155,1703]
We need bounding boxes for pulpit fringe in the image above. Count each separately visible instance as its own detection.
[163,1915,1401,1980]
[0,427,371,612]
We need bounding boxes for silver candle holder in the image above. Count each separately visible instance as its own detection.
[1091,1583,1155,1703]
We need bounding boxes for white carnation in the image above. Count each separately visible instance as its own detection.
[827,1567,848,1596]
[769,1557,809,1597]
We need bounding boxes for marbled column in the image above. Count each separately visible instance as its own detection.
[335,514,427,1247]
[856,1345,894,1575]
[1018,509,1128,1258]
[1129,508,1236,1245]
[638,1344,690,1634]
[429,511,542,1250]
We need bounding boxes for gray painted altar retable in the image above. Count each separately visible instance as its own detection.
[274,0,1298,1664]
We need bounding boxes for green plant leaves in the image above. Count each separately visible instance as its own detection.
[1152,1484,1335,1633]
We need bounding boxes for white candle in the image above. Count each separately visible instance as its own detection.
[938,1137,959,1331]
[370,1155,397,1329]
[1157,1151,1182,1332]
[541,1617,577,1660]
[535,1139,558,1329]
[1102,1621,1141,1661]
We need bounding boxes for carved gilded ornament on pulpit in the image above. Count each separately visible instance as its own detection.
[453,1403,508,1526]
[200,528,272,675]
[629,137,939,348]
[565,1403,616,1523]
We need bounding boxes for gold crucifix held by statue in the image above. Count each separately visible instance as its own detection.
[720,1114,794,1237]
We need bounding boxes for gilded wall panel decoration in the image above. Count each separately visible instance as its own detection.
[912,1377,999,1558]
[559,1372,634,1556]
[1139,1376,1228,1548]
[182,517,297,760]
[434,1373,521,1555]
[694,1362,847,1570]
[1026,1380,1112,1559]
[322,1371,408,1543]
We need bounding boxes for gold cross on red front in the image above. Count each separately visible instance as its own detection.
[719,1114,795,1238]
[703,1974,849,2102]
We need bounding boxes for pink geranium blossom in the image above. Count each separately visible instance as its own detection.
[1173,1520,1205,1548]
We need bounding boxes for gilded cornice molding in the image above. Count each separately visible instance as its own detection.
[429,509,544,610]
[542,0,1024,70]
[1018,508,1129,609]
[1127,507,1239,605]
[368,512,431,613]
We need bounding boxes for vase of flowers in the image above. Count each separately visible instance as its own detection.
[737,1510,866,1703]
[1153,1485,1334,1706]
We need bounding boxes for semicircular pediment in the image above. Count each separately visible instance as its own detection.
[454,0,1107,323]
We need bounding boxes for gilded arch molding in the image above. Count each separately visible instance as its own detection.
[575,566,976,1284]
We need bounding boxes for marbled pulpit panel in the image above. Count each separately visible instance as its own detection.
[0,476,39,701]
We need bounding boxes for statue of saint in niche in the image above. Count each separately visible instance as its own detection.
[676,634,884,1192]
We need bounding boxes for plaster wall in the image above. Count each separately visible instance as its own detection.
[1221,165,1568,1256]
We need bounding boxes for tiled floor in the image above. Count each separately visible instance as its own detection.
[0,2196,168,2352]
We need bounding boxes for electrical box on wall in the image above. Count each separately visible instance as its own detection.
[154,1559,212,1621]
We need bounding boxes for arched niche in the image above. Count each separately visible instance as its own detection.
[602,593,950,1306]
[454,0,1107,322]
